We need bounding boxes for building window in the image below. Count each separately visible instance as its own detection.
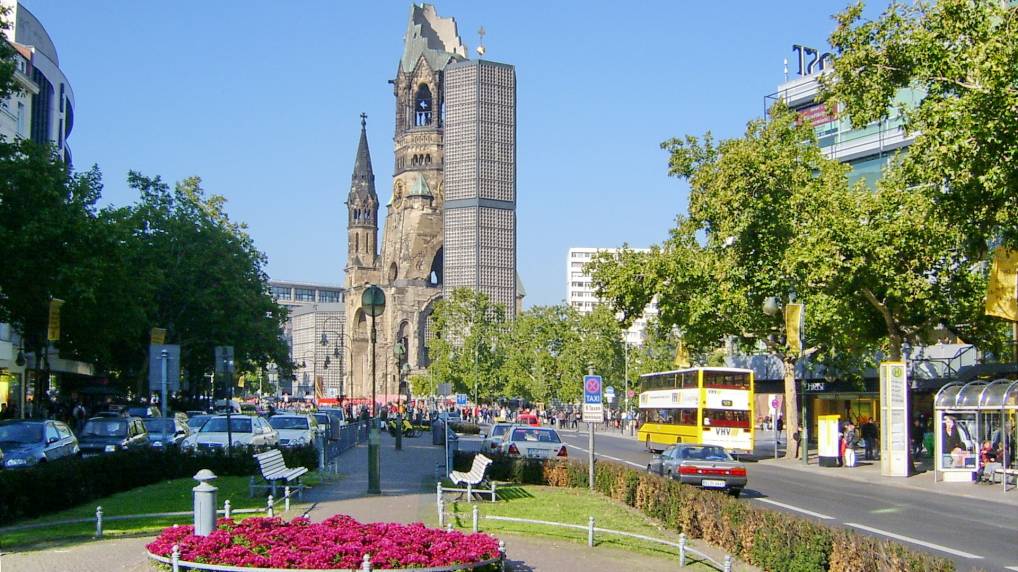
[271,285,292,301]
[319,290,342,303]
[295,288,315,302]
[16,102,25,137]
[415,84,433,127]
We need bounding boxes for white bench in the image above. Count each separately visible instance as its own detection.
[449,454,494,500]
[251,449,308,499]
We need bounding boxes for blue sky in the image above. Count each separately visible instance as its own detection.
[22,1,865,307]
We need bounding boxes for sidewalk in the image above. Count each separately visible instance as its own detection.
[0,430,746,572]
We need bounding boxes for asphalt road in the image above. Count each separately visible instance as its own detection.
[538,428,1018,572]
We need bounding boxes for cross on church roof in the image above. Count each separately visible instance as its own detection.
[360,112,367,128]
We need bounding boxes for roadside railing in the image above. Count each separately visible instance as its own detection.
[0,485,302,539]
[319,420,370,473]
[436,499,734,572]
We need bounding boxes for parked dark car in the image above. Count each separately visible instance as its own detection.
[78,417,150,456]
[127,406,161,418]
[143,417,191,449]
[0,420,79,468]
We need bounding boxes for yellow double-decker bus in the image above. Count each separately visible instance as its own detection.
[637,367,755,454]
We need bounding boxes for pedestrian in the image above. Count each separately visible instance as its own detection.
[793,424,802,459]
[72,401,87,433]
[861,417,877,460]
[843,422,857,468]
[912,419,925,458]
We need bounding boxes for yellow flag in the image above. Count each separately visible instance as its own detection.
[986,248,1018,321]
[47,299,64,342]
[785,303,804,355]
[674,339,691,368]
[150,327,167,345]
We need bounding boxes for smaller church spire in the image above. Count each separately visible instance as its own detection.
[350,113,377,201]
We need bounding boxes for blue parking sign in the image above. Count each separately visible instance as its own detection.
[456,393,467,406]
[583,375,602,404]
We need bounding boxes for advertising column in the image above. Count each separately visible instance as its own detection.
[879,362,909,476]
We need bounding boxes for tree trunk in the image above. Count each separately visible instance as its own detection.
[782,354,799,460]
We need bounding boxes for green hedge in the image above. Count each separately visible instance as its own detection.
[456,453,954,572]
[0,445,318,526]
[449,422,481,435]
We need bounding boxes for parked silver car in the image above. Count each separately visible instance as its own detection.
[647,444,747,497]
[181,415,278,452]
[480,422,514,454]
[143,417,191,449]
[498,426,568,460]
[0,420,79,468]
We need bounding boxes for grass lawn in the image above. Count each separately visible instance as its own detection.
[443,485,721,571]
[0,473,320,551]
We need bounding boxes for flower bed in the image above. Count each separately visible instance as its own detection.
[147,515,501,570]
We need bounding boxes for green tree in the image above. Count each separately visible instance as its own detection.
[416,288,507,401]
[0,140,103,407]
[824,0,1018,248]
[0,9,21,101]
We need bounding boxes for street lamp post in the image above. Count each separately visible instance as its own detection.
[361,285,386,495]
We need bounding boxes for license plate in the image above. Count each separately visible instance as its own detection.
[527,449,549,459]
[701,479,727,488]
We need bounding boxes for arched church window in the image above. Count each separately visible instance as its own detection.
[425,154,431,165]
[415,84,433,126]
[355,233,359,252]
[388,262,398,282]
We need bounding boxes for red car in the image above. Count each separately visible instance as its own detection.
[516,413,540,426]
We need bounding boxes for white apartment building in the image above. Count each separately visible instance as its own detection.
[269,280,347,400]
[566,247,658,346]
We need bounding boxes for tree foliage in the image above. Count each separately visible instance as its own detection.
[824,0,1018,249]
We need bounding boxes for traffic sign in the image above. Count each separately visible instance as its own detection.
[605,386,616,396]
[583,375,603,422]
[626,389,635,398]
[148,344,181,392]
[456,393,467,406]
[771,397,781,410]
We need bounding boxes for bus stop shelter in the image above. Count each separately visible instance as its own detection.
[934,379,1018,488]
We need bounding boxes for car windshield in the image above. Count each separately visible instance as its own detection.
[127,407,152,417]
[82,420,128,437]
[270,417,309,430]
[491,425,510,436]
[143,419,175,433]
[200,417,252,433]
[511,428,560,443]
[0,423,43,444]
[677,446,733,461]
[187,416,210,429]
[313,414,330,425]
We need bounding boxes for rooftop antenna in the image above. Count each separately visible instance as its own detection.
[783,58,789,82]
[476,26,486,57]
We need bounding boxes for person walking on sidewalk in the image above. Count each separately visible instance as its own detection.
[793,424,802,459]
[861,418,877,461]
[843,422,858,468]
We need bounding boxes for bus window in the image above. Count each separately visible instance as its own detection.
[675,409,697,425]
[702,371,750,390]
[702,409,750,428]
[679,372,698,389]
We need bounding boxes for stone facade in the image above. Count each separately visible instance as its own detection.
[343,5,464,401]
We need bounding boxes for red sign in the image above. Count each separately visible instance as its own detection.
[796,103,836,127]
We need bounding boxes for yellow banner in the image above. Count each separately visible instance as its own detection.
[986,248,1018,321]
[673,339,691,368]
[47,299,64,342]
[150,327,167,345]
[237,375,246,388]
[785,303,804,354]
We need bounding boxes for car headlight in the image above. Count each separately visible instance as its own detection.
[104,445,117,452]
[5,458,27,467]
[152,441,164,447]
[234,440,244,447]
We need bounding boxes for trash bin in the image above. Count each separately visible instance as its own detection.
[923,431,934,458]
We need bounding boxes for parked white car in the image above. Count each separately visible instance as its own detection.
[481,422,514,454]
[181,415,278,452]
[269,414,318,448]
[498,426,568,460]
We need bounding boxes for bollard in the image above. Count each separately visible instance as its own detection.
[678,533,686,567]
[587,516,595,548]
[491,480,497,502]
[446,522,453,533]
[319,435,326,470]
[472,505,479,533]
[498,540,506,563]
[192,470,218,537]
[361,553,372,571]
[438,499,445,527]
[723,555,732,572]
[436,482,442,508]
[224,499,232,520]
[95,506,103,538]
[267,495,274,518]
[467,481,472,500]
[171,544,181,572]
[284,486,291,513]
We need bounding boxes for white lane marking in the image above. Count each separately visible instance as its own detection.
[1004,567,1018,571]
[844,523,983,559]
[753,498,834,520]
[565,443,644,469]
